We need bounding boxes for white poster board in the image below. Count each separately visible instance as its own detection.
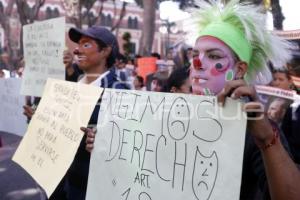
[0,78,27,136]
[13,78,103,197]
[87,89,247,200]
[21,17,65,97]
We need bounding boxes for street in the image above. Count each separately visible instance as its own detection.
[0,131,46,200]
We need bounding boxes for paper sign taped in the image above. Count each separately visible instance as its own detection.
[21,17,66,97]
[0,78,27,136]
[13,78,103,197]
[87,89,247,200]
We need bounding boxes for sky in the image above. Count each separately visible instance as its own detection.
[160,0,300,31]
[268,0,300,30]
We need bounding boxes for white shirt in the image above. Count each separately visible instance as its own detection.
[78,71,110,86]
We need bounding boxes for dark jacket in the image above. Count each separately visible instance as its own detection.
[65,63,84,83]
[281,105,300,164]
[240,121,291,200]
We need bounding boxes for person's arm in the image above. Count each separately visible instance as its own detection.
[262,135,300,200]
[218,79,300,200]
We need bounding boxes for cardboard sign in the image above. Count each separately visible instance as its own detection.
[21,17,66,97]
[137,57,157,81]
[13,78,103,197]
[87,89,247,200]
[0,78,27,136]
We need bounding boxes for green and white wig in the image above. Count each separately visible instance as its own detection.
[185,0,293,84]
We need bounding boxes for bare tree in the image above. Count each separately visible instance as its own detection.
[226,0,284,30]
[61,0,127,30]
[82,0,97,27]
[16,0,45,25]
[110,1,127,32]
[138,0,156,56]
[0,0,15,69]
[15,0,45,54]
[96,0,105,25]
[271,0,284,30]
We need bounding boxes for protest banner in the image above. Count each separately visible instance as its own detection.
[21,17,66,97]
[137,57,157,81]
[13,78,103,197]
[0,78,27,136]
[87,89,247,200]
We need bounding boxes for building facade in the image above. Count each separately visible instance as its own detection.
[0,0,183,57]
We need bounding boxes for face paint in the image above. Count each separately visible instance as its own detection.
[193,57,202,70]
[75,36,104,71]
[225,69,234,81]
[203,88,212,96]
[210,62,230,76]
[191,36,236,95]
[215,63,223,70]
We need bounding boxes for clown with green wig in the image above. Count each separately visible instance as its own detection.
[186,0,300,199]
[188,0,292,96]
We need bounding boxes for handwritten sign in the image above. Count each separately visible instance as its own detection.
[87,89,247,200]
[0,78,27,136]
[13,78,103,197]
[21,17,66,97]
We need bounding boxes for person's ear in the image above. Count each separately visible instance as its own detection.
[103,46,112,57]
[234,61,248,79]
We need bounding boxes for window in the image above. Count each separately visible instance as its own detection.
[0,2,3,12]
[128,16,138,29]
[45,7,60,19]
[45,7,52,19]
[53,8,60,18]
[100,13,106,26]
[106,14,112,27]
[133,17,138,29]
[128,16,132,28]
[101,14,112,27]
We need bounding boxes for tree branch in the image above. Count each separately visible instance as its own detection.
[111,2,127,32]
[31,0,45,23]
[16,0,28,25]
[95,0,105,25]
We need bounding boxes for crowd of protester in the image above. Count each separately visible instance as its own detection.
[1,32,300,200]
[0,1,300,200]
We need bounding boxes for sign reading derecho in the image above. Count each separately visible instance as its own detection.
[0,78,27,136]
[13,78,103,197]
[87,89,247,200]
[21,17,65,97]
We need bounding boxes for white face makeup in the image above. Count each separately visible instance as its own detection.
[191,36,237,95]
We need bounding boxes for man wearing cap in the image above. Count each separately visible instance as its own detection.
[49,26,127,200]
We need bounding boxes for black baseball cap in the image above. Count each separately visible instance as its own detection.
[69,26,119,67]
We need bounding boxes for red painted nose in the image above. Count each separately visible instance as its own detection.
[193,57,202,70]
